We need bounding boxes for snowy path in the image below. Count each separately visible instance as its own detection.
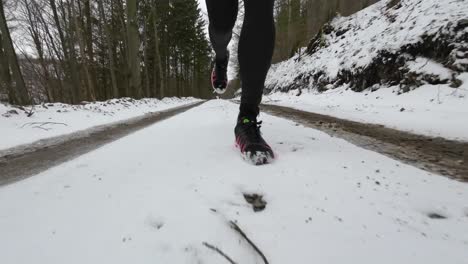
[1,100,467,264]
[0,102,204,186]
[0,97,200,152]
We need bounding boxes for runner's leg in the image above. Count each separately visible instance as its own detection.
[238,0,276,118]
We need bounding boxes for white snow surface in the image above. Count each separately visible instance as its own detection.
[406,57,454,80]
[266,0,468,90]
[0,97,200,151]
[265,80,468,141]
[1,100,467,264]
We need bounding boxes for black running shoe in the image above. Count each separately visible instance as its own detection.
[235,117,275,165]
[211,52,229,94]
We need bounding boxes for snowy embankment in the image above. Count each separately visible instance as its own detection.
[0,100,467,264]
[264,77,468,141]
[265,0,468,141]
[0,97,200,151]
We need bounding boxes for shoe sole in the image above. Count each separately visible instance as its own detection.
[213,87,227,95]
[241,151,274,166]
[235,142,274,166]
[211,68,227,95]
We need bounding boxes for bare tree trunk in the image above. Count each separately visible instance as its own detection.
[152,4,164,98]
[83,0,97,100]
[126,0,141,98]
[142,23,151,97]
[25,0,62,101]
[50,0,80,103]
[97,0,119,98]
[23,0,53,102]
[71,0,95,101]
[63,1,81,102]
[0,0,30,105]
[0,32,12,99]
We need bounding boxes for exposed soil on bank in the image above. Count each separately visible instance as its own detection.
[262,103,468,181]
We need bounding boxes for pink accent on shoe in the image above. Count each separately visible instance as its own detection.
[211,69,216,85]
[235,136,247,153]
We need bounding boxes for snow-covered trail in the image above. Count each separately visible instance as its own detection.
[1,100,467,264]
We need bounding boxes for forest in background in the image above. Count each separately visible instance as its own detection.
[0,0,378,105]
[273,0,378,63]
[0,0,211,105]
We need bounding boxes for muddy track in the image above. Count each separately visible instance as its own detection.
[0,102,205,187]
[261,104,468,181]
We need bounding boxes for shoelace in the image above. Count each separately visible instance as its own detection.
[244,120,263,143]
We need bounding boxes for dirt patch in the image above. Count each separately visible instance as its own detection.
[261,104,468,181]
[0,102,205,187]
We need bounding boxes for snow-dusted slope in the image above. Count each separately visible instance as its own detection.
[0,97,200,151]
[1,100,467,264]
[264,0,468,141]
[266,0,468,92]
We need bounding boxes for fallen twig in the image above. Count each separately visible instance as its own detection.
[32,126,51,131]
[230,221,270,264]
[21,122,68,128]
[202,242,238,264]
[26,106,35,117]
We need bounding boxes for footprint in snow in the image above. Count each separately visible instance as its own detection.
[291,146,302,152]
[146,215,165,230]
[183,245,203,263]
[122,236,132,243]
[426,212,448,220]
[243,193,267,212]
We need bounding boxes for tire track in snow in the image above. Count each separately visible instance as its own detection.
[0,101,205,186]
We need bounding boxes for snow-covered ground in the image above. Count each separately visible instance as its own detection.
[0,97,200,151]
[265,78,468,141]
[1,100,467,264]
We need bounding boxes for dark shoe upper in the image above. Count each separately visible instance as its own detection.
[211,52,229,94]
[235,117,274,159]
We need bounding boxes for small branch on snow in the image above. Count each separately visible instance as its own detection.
[32,126,51,131]
[230,221,270,264]
[26,105,35,117]
[417,58,431,71]
[202,242,238,264]
[21,122,68,129]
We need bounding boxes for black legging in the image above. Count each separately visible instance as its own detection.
[206,0,276,118]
